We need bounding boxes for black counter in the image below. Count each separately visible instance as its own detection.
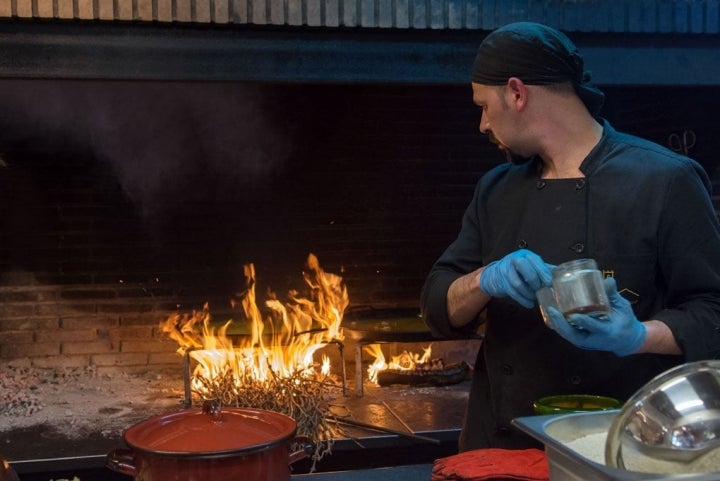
[6,381,468,481]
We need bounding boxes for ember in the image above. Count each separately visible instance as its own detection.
[0,367,45,417]
[365,344,470,387]
[159,253,347,469]
[365,344,432,384]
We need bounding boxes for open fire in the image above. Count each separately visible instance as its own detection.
[160,253,347,387]
[159,253,348,467]
[157,253,463,466]
[365,344,470,387]
[365,344,433,384]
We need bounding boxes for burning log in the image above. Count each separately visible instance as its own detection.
[365,344,470,387]
[376,360,470,387]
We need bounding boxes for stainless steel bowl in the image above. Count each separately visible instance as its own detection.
[606,360,720,473]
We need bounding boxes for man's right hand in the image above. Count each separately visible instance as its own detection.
[479,249,553,308]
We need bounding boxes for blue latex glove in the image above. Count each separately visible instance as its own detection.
[546,277,647,357]
[479,249,554,308]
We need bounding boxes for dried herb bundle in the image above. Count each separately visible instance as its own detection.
[193,364,341,471]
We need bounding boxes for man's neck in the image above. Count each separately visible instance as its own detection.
[540,118,603,179]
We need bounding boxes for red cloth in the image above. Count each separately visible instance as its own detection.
[431,448,549,481]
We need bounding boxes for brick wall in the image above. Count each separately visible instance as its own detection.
[0,286,181,373]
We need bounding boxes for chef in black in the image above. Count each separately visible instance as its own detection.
[421,22,720,451]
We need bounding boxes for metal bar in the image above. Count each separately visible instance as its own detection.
[333,339,348,397]
[333,418,440,445]
[355,342,364,397]
[382,400,414,434]
[182,348,194,408]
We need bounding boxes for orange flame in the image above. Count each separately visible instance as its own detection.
[160,253,347,397]
[364,344,433,384]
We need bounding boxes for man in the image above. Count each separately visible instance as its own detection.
[421,22,720,451]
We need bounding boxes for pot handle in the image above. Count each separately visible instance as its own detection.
[288,436,314,465]
[202,399,223,422]
[106,448,138,477]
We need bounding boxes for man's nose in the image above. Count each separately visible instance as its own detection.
[478,113,489,134]
[479,119,489,134]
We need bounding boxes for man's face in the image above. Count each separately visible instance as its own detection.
[471,82,529,164]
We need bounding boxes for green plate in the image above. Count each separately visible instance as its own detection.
[533,394,622,415]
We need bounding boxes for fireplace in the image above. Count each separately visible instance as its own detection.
[2,77,719,373]
[0,75,492,480]
[3,79,720,480]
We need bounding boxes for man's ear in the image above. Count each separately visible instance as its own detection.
[506,77,527,110]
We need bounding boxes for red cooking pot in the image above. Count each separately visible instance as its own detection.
[106,400,313,481]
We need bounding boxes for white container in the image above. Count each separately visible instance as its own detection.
[513,411,720,481]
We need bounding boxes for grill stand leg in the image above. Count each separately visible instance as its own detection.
[355,342,364,397]
[183,349,194,408]
[332,340,348,397]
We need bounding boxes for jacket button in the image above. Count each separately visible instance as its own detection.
[536,180,547,189]
[570,375,582,385]
[518,240,528,248]
[502,364,514,375]
[570,242,585,253]
[575,179,586,190]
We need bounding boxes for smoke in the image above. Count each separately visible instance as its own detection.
[0,79,294,219]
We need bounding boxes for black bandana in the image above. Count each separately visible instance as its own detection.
[471,22,605,116]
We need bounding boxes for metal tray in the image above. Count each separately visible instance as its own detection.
[512,411,720,481]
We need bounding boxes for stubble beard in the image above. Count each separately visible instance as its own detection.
[488,131,529,165]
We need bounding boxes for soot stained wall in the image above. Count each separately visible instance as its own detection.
[0,80,489,303]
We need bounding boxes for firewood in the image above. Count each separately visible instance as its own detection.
[376,361,469,387]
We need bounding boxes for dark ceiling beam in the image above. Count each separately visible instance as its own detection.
[1,20,719,85]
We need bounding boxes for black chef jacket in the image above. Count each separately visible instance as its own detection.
[421,120,720,451]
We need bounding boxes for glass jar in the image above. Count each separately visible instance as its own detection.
[551,258,610,317]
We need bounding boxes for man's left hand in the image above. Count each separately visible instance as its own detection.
[546,277,647,357]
